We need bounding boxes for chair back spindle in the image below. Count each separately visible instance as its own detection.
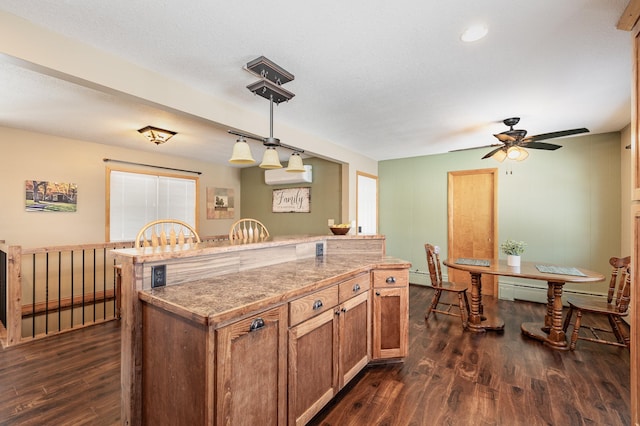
[229,219,269,244]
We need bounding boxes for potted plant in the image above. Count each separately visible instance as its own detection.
[500,239,526,267]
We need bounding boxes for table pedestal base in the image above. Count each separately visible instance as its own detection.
[521,321,569,351]
[467,312,504,333]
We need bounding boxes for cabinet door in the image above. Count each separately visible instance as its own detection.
[338,291,370,388]
[372,285,408,359]
[216,305,288,426]
[288,308,338,426]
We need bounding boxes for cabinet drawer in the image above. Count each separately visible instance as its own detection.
[338,273,370,303]
[289,286,339,326]
[372,269,408,288]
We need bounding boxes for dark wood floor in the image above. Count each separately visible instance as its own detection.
[0,285,630,425]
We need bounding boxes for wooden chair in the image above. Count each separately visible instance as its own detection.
[229,218,269,243]
[135,219,201,248]
[424,243,470,328]
[562,256,631,351]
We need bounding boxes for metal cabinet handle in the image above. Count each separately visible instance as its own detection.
[352,284,361,292]
[386,276,396,284]
[375,291,381,296]
[312,300,324,310]
[249,318,265,331]
[341,307,347,313]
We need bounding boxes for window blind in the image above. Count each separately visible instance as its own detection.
[109,170,196,241]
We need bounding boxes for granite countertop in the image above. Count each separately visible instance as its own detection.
[138,253,410,327]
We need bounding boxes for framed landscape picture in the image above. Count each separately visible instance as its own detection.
[25,180,77,212]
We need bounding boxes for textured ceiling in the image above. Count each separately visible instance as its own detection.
[0,1,633,166]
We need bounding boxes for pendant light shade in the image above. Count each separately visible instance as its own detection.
[229,137,256,164]
[259,147,283,169]
[286,152,305,172]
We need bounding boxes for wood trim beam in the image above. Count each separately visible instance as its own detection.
[618,0,640,31]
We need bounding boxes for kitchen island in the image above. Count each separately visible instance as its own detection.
[114,234,410,425]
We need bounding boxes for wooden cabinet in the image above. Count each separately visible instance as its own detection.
[288,273,370,425]
[216,305,288,425]
[372,268,409,360]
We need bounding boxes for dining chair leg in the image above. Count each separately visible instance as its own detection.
[609,315,629,347]
[570,310,583,351]
[463,291,470,316]
[457,293,468,328]
[562,306,573,332]
[426,289,441,320]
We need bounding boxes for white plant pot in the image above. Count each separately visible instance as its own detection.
[507,255,521,267]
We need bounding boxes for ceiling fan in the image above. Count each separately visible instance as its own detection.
[464,117,589,162]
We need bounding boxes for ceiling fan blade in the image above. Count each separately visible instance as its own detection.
[482,146,505,159]
[521,142,562,151]
[523,128,589,142]
[449,143,502,153]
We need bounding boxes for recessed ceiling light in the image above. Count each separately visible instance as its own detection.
[461,25,488,42]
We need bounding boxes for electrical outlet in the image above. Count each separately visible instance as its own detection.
[328,219,334,226]
[151,265,166,288]
[316,242,324,257]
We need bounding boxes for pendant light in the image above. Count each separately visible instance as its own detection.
[227,56,306,172]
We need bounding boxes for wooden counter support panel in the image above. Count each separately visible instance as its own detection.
[141,303,207,425]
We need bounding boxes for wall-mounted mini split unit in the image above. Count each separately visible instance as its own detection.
[264,165,312,185]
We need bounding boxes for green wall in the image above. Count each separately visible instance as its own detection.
[240,157,342,236]
[379,132,622,296]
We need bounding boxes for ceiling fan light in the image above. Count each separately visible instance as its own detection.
[506,146,522,160]
[259,147,283,169]
[515,148,529,161]
[491,149,507,162]
[286,152,305,172]
[229,137,256,164]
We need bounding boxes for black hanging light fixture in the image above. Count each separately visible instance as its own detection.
[228,56,306,172]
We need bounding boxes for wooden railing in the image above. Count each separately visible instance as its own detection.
[0,235,229,348]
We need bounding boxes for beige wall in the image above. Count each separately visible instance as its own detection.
[240,157,342,236]
[0,126,241,248]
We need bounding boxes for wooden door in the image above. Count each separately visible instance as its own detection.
[447,169,498,295]
[371,269,409,360]
[216,305,288,425]
[288,309,338,426]
[338,291,370,388]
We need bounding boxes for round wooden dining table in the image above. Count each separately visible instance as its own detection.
[443,258,605,350]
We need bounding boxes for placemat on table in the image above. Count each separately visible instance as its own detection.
[535,265,587,277]
[455,258,490,267]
